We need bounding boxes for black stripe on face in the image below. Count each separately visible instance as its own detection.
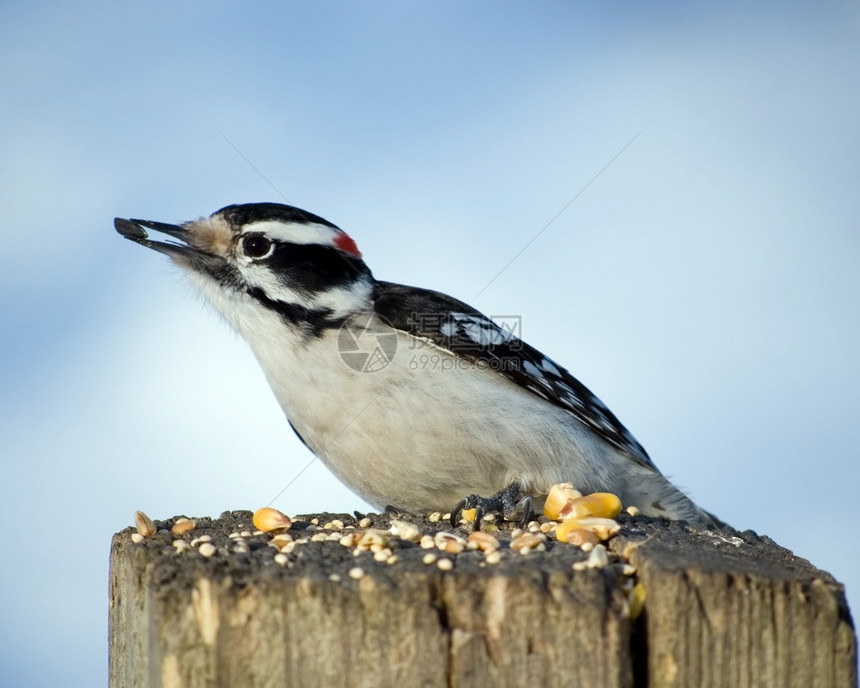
[247,286,347,338]
[264,242,371,296]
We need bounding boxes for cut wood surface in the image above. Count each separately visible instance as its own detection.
[109,511,856,688]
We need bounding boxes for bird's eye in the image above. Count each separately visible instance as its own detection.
[242,235,273,259]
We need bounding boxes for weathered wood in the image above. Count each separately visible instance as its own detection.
[611,521,857,688]
[109,512,856,688]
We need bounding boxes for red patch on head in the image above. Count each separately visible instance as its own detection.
[333,231,362,258]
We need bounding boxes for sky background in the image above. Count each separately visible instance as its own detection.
[1,2,858,685]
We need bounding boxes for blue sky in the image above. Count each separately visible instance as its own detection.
[1,2,858,685]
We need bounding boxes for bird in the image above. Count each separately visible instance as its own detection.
[115,202,713,527]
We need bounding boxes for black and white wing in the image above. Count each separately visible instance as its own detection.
[373,281,657,472]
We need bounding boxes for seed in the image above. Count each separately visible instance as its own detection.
[428,512,442,523]
[586,544,609,569]
[420,535,436,549]
[274,553,288,566]
[373,548,393,562]
[271,534,293,549]
[358,517,372,528]
[511,533,543,551]
[386,555,398,565]
[560,527,600,548]
[338,533,357,548]
[460,508,476,523]
[485,550,502,565]
[559,493,622,521]
[253,507,292,533]
[556,516,620,543]
[389,519,421,542]
[629,583,646,620]
[328,573,341,581]
[437,558,453,571]
[311,533,327,542]
[198,542,216,558]
[468,531,500,553]
[348,567,365,580]
[543,483,583,520]
[134,511,156,538]
[357,529,389,548]
[172,540,190,553]
[626,505,641,517]
[422,553,437,565]
[130,533,144,544]
[434,532,467,554]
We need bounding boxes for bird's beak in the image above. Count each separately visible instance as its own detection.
[114,218,200,260]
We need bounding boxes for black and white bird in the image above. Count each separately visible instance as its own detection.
[115,202,712,527]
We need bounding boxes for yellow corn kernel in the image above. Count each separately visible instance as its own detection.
[460,508,476,522]
[629,583,646,620]
[543,483,583,520]
[556,516,620,542]
[560,526,600,547]
[559,492,622,521]
[253,507,292,533]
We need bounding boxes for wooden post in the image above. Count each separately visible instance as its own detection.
[109,511,856,688]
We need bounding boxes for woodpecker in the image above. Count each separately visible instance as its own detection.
[115,202,713,527]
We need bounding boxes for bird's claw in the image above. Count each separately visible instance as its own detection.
[449,483,534,530]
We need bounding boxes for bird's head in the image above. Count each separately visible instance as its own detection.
[115,203,374,337]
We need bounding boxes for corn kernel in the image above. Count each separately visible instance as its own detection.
[556,516,620,543]
[543,483,583,520]
[561,527,600,548]
[559,493,622,520]
[253,507,292,533]
[629,583,646,620]
[457,508,476,523]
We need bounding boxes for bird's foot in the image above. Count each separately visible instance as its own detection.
[450,482,535,530]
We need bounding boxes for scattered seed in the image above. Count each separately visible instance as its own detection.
[130,533,144,544]
[434,532,466,554]
[358,529,389,548]
[172,540,190,553]
[339,533,357,548]
[560,493,622,521]
[485,551,502,565]
[358,517,372,528]
[386,555,398,565]
[134,511,156,538]
[586,544,609,569]
[428,512,442,523]
[468,531,501,553]
[274,553,288,566]
[348,567,364,580]
[560,527,600,548]
[511,533,543,551]
[626,505,640,517]
[543,483,584,520]
[629,583,646,620]
[422,553,437,565]
[390,519,421,542]
[420,535,436,549]
[436,558,453,571]
[198,542,217,558]
[253,507,292,533]
[328,573,341,582]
